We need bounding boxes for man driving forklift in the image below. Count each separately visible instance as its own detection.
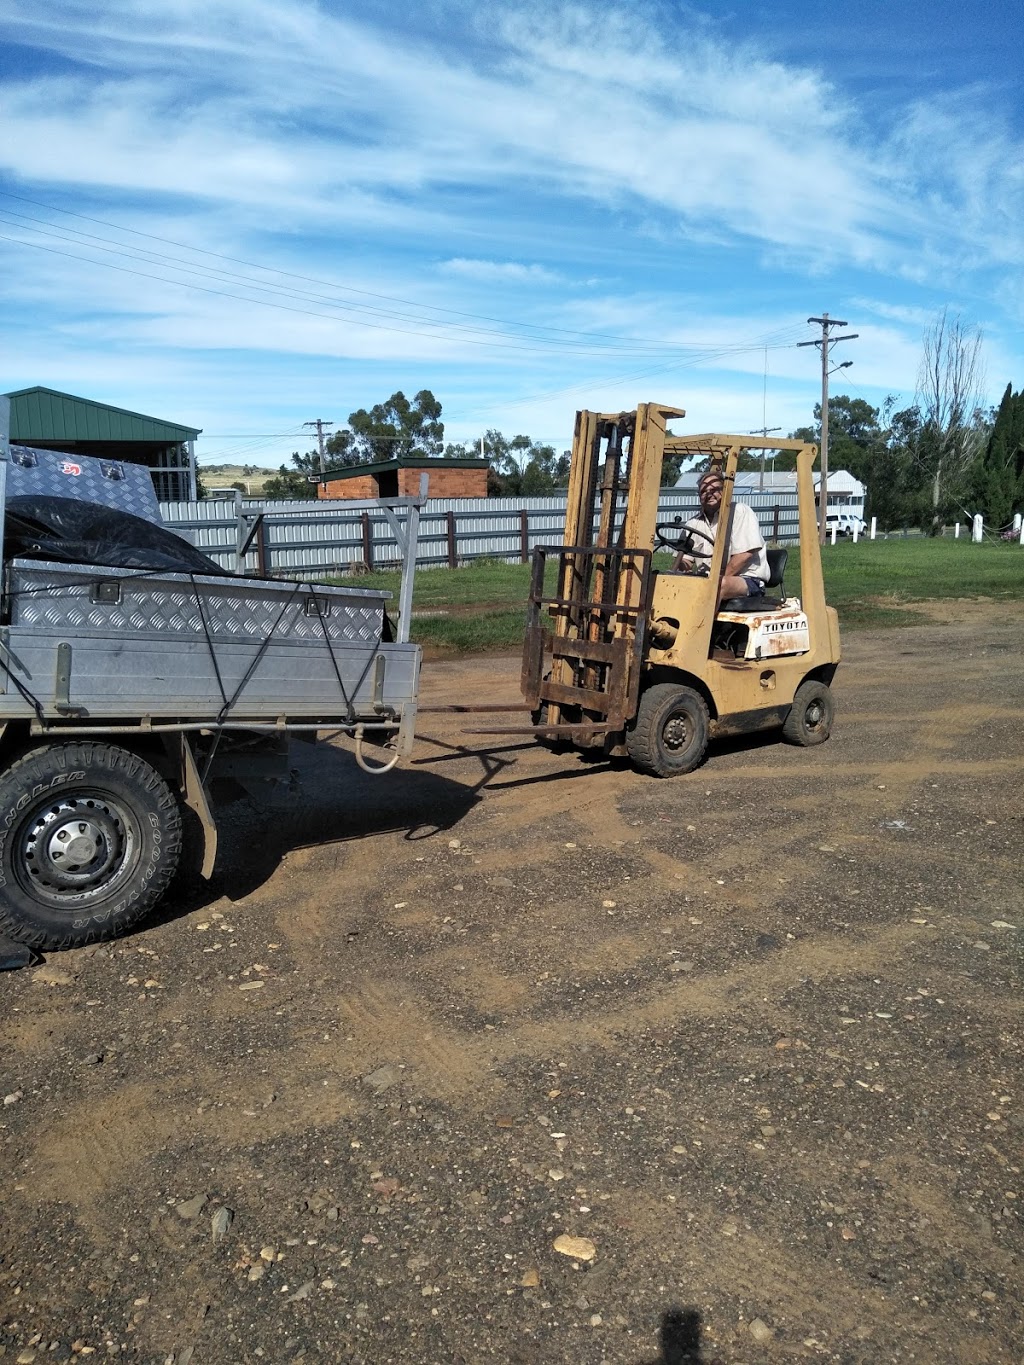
[673,468,768,605]
[521,404,842,776]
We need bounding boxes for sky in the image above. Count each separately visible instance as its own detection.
[0,0,1022,470]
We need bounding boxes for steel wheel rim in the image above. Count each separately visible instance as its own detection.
[663,709,693,752]
[805,699,825,730]
[14,791,140,909]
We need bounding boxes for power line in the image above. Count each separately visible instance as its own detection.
[0,206,698,354]
[0,230,639,356]
[4,224,809,364]
[0,190,808,357]
[476,323,810,415]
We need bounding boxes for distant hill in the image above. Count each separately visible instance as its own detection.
[198,463,280,495]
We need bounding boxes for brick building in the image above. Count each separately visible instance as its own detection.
[317,456,489,500]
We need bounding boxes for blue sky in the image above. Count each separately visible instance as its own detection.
[1,0,1022,469]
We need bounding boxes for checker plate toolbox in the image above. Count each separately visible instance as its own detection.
[2,558,418,727]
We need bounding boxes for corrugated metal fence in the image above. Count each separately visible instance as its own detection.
[159,491,801,578]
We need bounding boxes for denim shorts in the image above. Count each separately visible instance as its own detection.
[742,576,766,596]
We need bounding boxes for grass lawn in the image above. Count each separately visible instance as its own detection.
[338,537,1024,654]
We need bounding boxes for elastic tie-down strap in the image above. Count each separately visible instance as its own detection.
[308,589,387,726]
[216,580,305,725]
[307,585,356,724]
[0,640,46,727]
[189,574,233,785]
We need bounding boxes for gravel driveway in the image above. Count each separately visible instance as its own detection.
[2,600,1022,1364]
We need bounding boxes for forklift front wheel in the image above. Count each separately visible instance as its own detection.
[782,681,835,746]
[626,683,710,777]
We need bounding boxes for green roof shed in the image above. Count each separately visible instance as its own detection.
[4,387,201,500]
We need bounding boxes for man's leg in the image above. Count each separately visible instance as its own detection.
[718,575,767,607]
[717,574,750,606]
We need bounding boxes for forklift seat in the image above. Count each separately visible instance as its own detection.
[719,547,788,613]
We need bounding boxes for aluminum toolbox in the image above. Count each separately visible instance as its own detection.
[0,559,420,732]
[0,431,422,754]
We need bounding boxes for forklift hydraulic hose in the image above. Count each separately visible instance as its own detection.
[353,724,401,775]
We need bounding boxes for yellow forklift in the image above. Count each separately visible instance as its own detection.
[520,402,842,775]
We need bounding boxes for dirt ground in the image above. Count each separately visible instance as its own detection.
[1,600,1022,1365]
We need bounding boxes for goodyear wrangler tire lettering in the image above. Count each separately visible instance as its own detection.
[0,743,182,952]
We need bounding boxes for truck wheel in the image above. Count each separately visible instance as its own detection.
[783,681,835,746]
[626,683,709,777]
[0,743,182,951]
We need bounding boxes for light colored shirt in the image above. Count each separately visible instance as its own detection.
[683,500,768,581]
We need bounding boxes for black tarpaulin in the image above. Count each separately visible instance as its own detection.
[4,495,233,576]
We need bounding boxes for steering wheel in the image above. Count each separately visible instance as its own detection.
[654,517,716,555]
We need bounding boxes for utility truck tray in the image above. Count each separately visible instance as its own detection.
[0,420,428,954]
[0,558,420,732]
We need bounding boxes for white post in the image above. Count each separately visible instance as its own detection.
[1014,513,1022,534]
[1019,520,1024,547]
[870,516,877,540]
[972,514,984,543]
[830,524,837,546]
[954,522,960,539]
[852,521,859,543]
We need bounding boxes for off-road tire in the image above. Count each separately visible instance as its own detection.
[0,742,182,951]
[626,683,710,777]
[782,681,835,747]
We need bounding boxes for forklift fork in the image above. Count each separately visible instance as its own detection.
[521,543,653,739]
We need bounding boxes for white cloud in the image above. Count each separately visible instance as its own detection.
[439,259,562,285]
[0,0,1009,272]
[1,0,1022,463]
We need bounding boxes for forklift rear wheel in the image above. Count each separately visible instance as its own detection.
[626,683,709,777]
[0,742,182,952]
[782,681,835,746]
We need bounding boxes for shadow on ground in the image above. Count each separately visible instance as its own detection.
[149,737,484,927]
[641,1307,709,1364]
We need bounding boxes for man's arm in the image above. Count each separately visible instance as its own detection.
[725,548,757,577]
[674,515,713,572]
[725,504,764,578]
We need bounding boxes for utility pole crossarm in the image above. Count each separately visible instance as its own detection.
[799,314,857,543]
[304,418,335,479]
[749,426,783,491]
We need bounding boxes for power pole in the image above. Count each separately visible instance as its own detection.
[749,425,782,491]
[303,418,334,478]
[799,315,858,542]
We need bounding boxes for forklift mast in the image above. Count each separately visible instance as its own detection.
[521,403,685,744]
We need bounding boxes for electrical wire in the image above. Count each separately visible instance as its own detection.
[0,196,802,363]
[471,331,804,417]
[0,190,813,351]
[0,192,809,358]
[0,189,818,443]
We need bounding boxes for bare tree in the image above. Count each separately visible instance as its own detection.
[915,308,986,524]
